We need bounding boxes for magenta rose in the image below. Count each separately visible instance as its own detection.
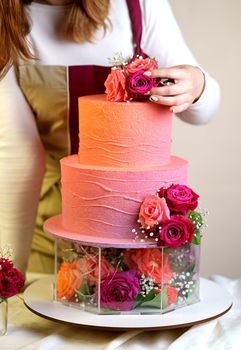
[0,258,25,299]
[99,270,140,311]
[160,184,199,215]
[139,194,170,229]
[159,215,194,249]
[126,70,158,99]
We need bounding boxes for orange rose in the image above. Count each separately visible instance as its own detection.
[76,255,114,285]
[104,68,127,102]
[57,260,82,300]
[123,248,172,283]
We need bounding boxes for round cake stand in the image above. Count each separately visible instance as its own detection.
[23,276,232,331]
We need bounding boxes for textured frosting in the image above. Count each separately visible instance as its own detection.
[78,95,172,168]
[61,155,188,240]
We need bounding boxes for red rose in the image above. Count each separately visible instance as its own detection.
[0,258,25,299]
[159,215,194,249]
[104,68,127,102]
[161,184,199,215]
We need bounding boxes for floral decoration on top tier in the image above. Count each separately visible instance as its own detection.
[133,184,208,248]
[104,53,159,101]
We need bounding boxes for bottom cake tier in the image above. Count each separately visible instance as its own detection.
[54,238,200,315]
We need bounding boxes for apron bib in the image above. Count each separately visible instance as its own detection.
[17,0,147,272]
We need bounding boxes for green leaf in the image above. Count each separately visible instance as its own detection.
[185,261,196,274]
[141,287,168,309]
[75,283,93,302]
[192,229,201,245]
[133,289,156,308]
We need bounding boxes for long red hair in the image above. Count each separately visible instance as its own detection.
[0,0,110,78]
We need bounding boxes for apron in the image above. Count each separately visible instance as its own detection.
[17,0,147,273]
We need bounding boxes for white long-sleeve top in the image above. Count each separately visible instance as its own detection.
[22,0,220,124]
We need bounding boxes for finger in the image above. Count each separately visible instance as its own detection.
[149,93,190,107]
[171,102,191,114]
[151,81,187,96]
[144,68,187,80]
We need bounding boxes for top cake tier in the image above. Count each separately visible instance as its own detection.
[78,95,172,168]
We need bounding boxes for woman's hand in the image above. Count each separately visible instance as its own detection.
[144,65,205,113]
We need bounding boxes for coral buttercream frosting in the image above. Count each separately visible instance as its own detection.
[78,95,172,168]
[61,154,188,241]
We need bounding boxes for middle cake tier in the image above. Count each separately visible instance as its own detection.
[61,155,188,242]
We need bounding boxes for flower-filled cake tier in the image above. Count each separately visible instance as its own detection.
[54,239,200,314]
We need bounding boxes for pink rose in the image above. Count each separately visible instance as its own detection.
[139,195,170,229]
[125,57,158,74]
[76,255,114,285]
[123,248,172,283]
[104,68,127,102]
[160,185,199,215]
[159,215,194,249]
[126,70,157,98]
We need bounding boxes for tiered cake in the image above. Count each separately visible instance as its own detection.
[44,56,204,314]
[44,95,203,315]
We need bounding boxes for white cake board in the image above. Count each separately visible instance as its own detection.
[23,276,232,330]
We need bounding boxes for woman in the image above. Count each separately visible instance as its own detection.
[0,0,220,274]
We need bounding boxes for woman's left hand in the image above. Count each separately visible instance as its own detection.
[144,65,205,113]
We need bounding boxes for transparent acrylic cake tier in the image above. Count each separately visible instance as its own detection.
[54,239,200,315]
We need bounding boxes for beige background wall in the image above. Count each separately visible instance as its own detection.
[169,0,241,277]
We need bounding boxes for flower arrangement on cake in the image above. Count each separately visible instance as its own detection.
[104,53,159,102]
[133,184,206,247]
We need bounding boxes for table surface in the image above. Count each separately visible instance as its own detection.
[1,273,240,350]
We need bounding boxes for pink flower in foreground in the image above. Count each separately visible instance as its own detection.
[139,195,170,229]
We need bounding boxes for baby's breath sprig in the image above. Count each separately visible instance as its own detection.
[107,52,130,67]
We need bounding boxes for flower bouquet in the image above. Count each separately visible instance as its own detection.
[104,53,159,102]
[0,247,25,335]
